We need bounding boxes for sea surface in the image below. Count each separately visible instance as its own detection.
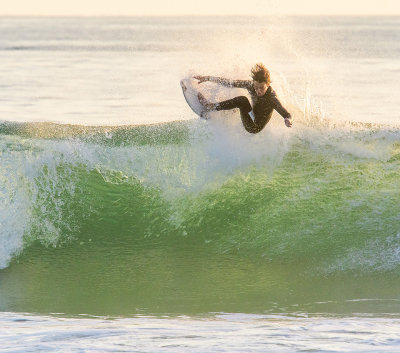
[1,16,400,352]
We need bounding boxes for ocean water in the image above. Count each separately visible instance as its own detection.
[1,16,400,352]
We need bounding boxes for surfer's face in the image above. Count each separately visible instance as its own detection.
[253,81,268,96]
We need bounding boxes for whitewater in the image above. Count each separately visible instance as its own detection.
[0,16,400,352]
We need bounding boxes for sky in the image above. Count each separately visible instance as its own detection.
[1,0,399,16]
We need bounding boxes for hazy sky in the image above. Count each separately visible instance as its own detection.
[1,0,399,16]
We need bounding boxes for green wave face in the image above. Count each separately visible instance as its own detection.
[1,118,400,316]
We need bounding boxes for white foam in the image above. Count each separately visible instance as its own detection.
[1,312,400,353]
[0,137,34,268]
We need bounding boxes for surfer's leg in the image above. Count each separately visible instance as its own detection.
[215,96,262,133]
[216,96,255,123]
[197,92,218,111]
[199,94,261,133]
[199,94,252,113]
[214,96,251,112]
[239,111,261,133]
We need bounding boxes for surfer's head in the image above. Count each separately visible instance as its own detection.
[251,63,270,96]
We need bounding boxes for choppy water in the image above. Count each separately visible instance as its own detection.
[1,16,400,352]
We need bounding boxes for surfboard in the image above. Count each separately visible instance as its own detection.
[180,77,209,119]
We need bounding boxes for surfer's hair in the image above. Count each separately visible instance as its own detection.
[251,63,271,84]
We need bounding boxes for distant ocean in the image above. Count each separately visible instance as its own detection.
[1,16,400,352]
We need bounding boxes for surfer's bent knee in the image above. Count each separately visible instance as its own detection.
[236,96,251,111]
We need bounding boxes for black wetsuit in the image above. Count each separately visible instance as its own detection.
[207,76,291,134]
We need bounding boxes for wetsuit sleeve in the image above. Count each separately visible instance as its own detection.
[206,76,252,89]
[270,91,291,119]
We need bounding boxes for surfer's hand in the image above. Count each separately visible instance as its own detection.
[284,117,292,128]
[194,75,208,84]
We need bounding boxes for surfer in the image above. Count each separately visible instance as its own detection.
[194,63,292,133]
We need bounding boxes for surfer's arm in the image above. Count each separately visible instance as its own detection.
[194,75,251,89]
[209,77,252,89]
[270,92,292,127]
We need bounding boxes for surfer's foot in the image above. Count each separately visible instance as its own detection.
[197,92,216,111]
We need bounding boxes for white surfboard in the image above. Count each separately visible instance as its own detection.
[180,77,209,119]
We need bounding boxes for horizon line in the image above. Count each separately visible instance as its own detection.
[1,13,400,17]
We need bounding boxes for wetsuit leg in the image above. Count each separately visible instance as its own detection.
[215,96,261,133]
[215,96,251,112]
